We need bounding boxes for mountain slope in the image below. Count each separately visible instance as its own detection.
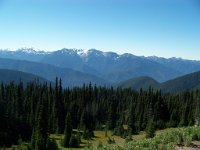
[0,69,49,84]
[82,49,181,82]
[118,71,200,93]
[117,76,159,90]
[161,71,200,93]
[41,48,100,76]
[148,56,200,75]
[0,58,108,87]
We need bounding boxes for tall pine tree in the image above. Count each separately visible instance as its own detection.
[63,113,72,148]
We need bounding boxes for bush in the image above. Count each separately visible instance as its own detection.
[69,135,80,148]
[166,121,177,128]
[107,137,115,144]
[46,138,59,150]
[113,125,125,137]
[83,129,94,140]
[156,120,165,129]
[91,126,200,150]
[125,135,132,143]
[97,141,103,148]
[145,120,155,138]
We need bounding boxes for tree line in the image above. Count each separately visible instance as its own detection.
[0,78,200,149]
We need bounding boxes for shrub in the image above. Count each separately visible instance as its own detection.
[46,138,59,150]
[83,129,94,140]
[69,135,80,148]
[107,137,115,144]
[113,125,125,137]
[145,120,155,138]
[125,135,132,143]
[97,141,103,148]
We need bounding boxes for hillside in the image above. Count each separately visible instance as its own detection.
[0,58,108,87]
[117,76,159,91]
[161,71,200,93]
[0,69,49,85]
[118,71,200,93]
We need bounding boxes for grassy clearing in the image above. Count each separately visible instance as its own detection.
[50,129,147,149]
[6,126,199,150]
[87,126,200,150]
[64,128,176,149]
[50,126,200,150]
[50,129,168,149]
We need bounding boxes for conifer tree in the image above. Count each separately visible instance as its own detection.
[107,96,117,130]
[63,114,72,148]
[128,104,136,134]
[53,78,65,134]
[145,119,155,138]
[31,93,48,150]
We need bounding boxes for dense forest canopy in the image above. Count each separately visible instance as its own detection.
[0,78,200,149]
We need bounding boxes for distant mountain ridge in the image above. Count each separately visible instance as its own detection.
[0,58,108,87]
[1,48,200,85]
[0,69,49,85]
[117,76,159,91]
[161,71,200,93]
[118,71,200,93]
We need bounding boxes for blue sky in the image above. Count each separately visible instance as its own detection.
[0,0,200,59]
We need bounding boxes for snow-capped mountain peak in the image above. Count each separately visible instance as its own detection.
[16,48,48,55]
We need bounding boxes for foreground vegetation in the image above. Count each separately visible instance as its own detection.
[84,126,200,150]
[10,126,200,150]
[1,79,200,149]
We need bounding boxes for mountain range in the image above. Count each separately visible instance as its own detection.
[0,48,200,90]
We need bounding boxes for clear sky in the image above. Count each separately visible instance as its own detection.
[0,0,200,59]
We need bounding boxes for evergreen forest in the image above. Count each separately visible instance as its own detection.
[0,78,200,149]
